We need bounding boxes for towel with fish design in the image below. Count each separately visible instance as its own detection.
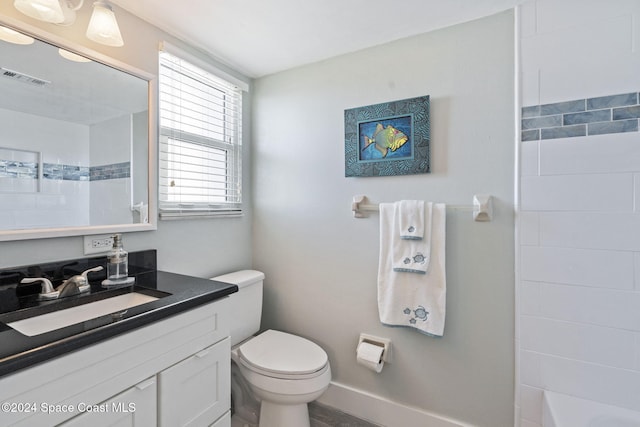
[378,201,446,337]
[392,201,433,274]
[398,199,426,241]
[391,200,433,274]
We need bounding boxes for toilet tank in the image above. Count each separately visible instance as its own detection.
[211,270,264,347]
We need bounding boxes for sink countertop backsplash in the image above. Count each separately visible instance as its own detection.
[0,249,237,377]
[0,249,158,311]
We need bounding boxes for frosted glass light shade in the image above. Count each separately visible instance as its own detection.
[13,0,75,25]
[86,1,123,47]
[0,26,34,45]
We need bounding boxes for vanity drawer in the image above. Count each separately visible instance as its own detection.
[158,337,230,427]
[211,411,230,427]
[60,377,157,427]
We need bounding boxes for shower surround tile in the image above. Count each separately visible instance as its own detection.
[521,91,640,141]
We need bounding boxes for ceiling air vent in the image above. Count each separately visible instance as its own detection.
[0,67,50,86]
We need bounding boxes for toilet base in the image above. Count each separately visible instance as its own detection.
[259,401,310,427]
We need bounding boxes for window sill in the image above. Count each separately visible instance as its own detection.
[159,210,243,220]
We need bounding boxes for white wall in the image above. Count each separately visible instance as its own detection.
[517,1,640,426]
[253,11,515,427]
[0,3,253,278]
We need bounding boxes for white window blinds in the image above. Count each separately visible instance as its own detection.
[158,49,243,218]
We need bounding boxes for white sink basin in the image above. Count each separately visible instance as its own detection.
[7,292,159,337]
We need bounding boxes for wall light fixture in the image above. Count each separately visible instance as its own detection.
[13,0,124,47]
[14,0,80,26]
[85,1,123,47]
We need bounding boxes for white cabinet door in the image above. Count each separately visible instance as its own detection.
[60,377,156,427]
[158,337,230,427]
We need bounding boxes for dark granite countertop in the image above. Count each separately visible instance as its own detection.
[0,251,237,378]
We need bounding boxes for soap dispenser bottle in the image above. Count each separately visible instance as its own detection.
[107,234,128,281]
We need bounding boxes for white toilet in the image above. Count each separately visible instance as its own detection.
[212,270,331,427]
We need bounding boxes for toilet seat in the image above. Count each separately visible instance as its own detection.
[238,329,329,380]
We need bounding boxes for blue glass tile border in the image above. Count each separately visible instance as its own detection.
[90,162,131,181]
[0,161,129,182]
[588,93,638,110]
[522,91,640,141]
[43,163,90,181]
[0,160,38,179]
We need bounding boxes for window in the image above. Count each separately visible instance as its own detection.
[158,47,245,218]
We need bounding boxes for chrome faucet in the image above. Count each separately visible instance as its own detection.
[20,278,59,300]
[56,266,104,297]
[20,266,104,300]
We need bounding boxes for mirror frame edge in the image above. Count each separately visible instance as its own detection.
[0,16,158,242]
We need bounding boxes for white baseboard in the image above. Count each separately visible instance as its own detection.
[317,381,474,427]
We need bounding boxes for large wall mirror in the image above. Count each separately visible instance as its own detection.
[0,23,156,241]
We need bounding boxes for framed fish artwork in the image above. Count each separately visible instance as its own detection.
[344,95,430,177]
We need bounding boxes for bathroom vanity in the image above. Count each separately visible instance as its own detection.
[0,250,237,426]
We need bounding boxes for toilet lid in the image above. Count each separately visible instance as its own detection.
[238,329,328,376]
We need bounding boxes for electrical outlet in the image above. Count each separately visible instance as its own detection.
[83,234,114,255]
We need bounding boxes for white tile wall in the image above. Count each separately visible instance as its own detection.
[519,282,540,315]
[0,108,90,230]
[0,212,12,228]
[635,253,640,290]
[519,386,543,425]
[89,179,132,226]
[519,350,542,388]
[537,354,640,410]
[520,15,632,80]
[520,141,539,176]
[519,212,539,246]
[521,246,634,289]
[540,132,640,175]
[539,212,640,251]
[535,0,640,34]
[8,181,90,229]
[521,70,541,106]
[1,193,37,212]
[634,174,640,212]
[538,36,640,104]
[527,282,640,331]
[521,316,636,368]
[521,174,633,211]
[1,178,38,193]
[518,0,640,424]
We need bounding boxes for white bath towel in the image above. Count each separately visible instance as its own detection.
[378,202,446,337]
[393,202,433,274]
[398,200,425,240]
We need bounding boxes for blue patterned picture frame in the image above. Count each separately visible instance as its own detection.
[345,95,430,177]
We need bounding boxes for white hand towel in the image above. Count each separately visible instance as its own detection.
[378,202,446,337]
[398,200,425,240]
[393,202,433,274]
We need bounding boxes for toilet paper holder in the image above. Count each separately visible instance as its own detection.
[358,333,392,363]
